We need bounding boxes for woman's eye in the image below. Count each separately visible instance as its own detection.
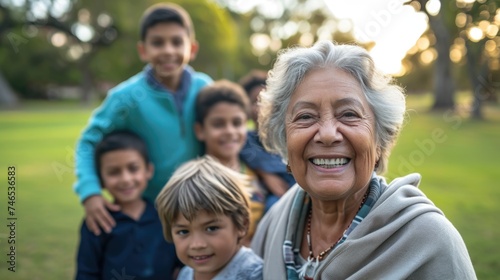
[342,111,359,118]
[297,114,313,120]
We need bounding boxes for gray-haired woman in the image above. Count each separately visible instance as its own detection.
[251,40,476,280]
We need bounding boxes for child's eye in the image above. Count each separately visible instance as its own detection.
[151,40,163,47]
[176,229,189,236]
[172,38,184,47]
[212,120,225,128]
[233,118,243,127]
[105,169,120,176]
[206,226,219,232]
[128,165,139,173]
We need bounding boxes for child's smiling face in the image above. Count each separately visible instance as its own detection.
[171,211,245,279]
[195,102,248,163]
[99,149,153,205]
[138,22,198,91]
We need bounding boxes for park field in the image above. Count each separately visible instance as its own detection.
[0,95,499,279]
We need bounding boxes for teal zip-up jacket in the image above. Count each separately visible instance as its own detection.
[73,69,212,202]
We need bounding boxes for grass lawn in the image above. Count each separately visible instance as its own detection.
[0,95,499,279]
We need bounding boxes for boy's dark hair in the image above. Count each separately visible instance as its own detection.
[238,70,267,96]
[195,80,250,124]
[139,3,195,42]
[94,130,150,186]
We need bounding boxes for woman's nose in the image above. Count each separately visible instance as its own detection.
[314,119,343,145]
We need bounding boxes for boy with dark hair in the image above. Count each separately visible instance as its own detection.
[76,130,182,280]
[239,70,296,212]
[193,80,266,245]
[73,2,212,236]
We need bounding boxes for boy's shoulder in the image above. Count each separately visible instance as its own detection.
[189,69,213,89]
[222,247,263,279]
[234,247,263,279]
[108,72,147,96]
[108,69,211,95]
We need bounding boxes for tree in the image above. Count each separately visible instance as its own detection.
[0,4,19,107]
[413,0,499,116]
[0,0,118,104]
[1,0,242,103]
[416,0,456,110]
[216,0,355,76]
[456,0,499,119]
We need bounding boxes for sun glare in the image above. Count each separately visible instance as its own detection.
[322,0,428,75]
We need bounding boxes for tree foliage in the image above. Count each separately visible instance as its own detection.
[0,0,241,101]
[400,0,499,115]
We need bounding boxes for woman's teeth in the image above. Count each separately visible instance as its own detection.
[312,158,349,168]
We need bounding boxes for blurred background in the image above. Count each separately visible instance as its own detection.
[0,0,499,279]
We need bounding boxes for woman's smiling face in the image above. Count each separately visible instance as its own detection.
[285,67,379,201]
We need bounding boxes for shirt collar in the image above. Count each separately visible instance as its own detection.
[144,64,193,94]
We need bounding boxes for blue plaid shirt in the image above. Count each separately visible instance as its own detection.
[144,64,193,117]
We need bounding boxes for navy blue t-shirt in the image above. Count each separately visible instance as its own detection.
[76,200,181,280]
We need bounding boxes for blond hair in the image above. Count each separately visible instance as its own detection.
[155,155,250,242]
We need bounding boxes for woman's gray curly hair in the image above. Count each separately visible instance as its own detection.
[258,40,406,175]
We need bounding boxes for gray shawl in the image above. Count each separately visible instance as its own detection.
[251,173,476,279]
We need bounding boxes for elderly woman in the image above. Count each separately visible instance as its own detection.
[251,41,476,279]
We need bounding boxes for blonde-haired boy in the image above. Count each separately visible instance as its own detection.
[156,155,263,280]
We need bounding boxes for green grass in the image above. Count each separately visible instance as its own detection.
[0,96,499,279]
[0,101,92,279]
[386,94,500,279]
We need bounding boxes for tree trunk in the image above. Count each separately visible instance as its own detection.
[428,13,455,110]
[465,41,482,119]
[0,71,19,108]
[79,55,94,105]
[416,0,455,110]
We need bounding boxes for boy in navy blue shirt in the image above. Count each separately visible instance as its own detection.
[76,131,182,280]
[74,2,212,237]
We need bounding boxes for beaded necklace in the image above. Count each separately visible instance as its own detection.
[299,190,369,279]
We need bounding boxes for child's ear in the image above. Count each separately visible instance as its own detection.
[189,41,199,62]
[146,162,155,180]
[194,122,205,141]
[137,41,148,62]
[237,217,250,240]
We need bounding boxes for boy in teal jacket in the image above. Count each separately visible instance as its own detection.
[73,3,212,236]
